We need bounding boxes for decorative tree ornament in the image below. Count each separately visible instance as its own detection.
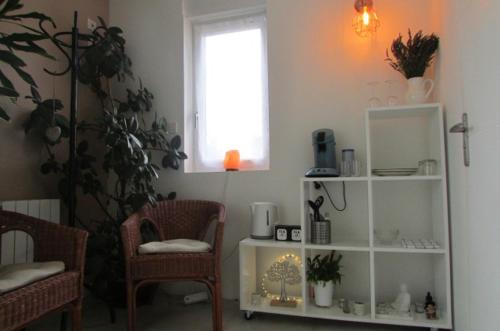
[264,254,302,307]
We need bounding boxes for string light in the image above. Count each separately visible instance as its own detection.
[260,253,303,299]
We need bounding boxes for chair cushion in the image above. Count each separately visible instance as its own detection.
[0,261,65,294]
[138,239,211,255]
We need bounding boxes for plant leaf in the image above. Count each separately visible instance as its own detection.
[0,86,19,97]
[0,49,26,67]
[12,65,36,86]
[0,70,14,91]
[0,106,10,122]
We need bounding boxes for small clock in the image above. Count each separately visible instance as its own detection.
[274,225,302,242]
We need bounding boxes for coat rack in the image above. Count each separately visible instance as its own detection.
[41,11,89,227]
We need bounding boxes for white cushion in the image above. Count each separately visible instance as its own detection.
[138,239,212,255]
[0,261,65,294]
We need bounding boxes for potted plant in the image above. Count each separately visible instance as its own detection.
[2,0,186,310]
[306,251,343,307]
[386,30,439,104]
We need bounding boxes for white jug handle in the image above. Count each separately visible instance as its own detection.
[424,79,434,100]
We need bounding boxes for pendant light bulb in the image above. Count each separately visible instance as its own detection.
[353,0,380,37]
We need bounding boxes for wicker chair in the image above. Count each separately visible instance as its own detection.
[0,210,88,331]
[121,200,226,331]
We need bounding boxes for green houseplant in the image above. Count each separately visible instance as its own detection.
[0,0,55,121]
[306,251,343,307]
[2,0,186,308]
[386,29,439,104]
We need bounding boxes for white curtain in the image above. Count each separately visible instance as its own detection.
[193,12,269,172]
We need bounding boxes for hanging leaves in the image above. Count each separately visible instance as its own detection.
[0,0,54,121]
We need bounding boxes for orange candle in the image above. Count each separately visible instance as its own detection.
[224,150,240,171]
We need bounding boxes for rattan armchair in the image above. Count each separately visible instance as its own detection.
[121,200,226,331]
[0,210,88,331]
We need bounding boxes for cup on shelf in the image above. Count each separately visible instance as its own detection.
[251,293,262,306]
[418,159,437,176]
[353,302,365,316]
[367,81,382,108]
[385,79,401,106]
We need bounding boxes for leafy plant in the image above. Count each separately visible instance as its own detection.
[386,30,439,79]
[306,251,343,286]
[0,0,54,121]
[9,8,187,302]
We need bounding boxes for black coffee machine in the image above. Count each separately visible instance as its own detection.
[305,129,339,177]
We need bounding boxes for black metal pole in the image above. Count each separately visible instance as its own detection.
[68,11,79,227]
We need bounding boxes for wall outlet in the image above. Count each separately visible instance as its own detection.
[87,18,97,31]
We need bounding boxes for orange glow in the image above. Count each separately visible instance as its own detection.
[353,3,380,37]
[224,150,240,171]
[362,6,370,26]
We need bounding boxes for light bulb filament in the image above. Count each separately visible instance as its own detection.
[363,6,370,26]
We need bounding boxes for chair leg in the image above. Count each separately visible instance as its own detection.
[107,303,116,324]
[60,311,68,331]
[127,282,137,331]
[70,303,82,331]
[211,281,223,331]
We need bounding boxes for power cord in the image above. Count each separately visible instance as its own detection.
[316,181,347,212]
[222,236,247,264]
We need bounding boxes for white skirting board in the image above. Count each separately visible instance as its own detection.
[1,199,60,265]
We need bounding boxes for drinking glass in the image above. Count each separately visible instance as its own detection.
[385,79,400,106]
[367,81,382,107]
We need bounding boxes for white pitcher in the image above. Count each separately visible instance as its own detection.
[405,77,434,104]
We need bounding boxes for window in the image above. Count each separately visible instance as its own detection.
[185,10,269,172]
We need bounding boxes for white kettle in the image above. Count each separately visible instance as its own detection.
[250,202,278,239]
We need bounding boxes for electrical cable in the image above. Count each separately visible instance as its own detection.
[320,181,347,212]
[222,236,247,264]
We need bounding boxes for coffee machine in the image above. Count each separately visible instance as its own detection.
[305,129,339,177]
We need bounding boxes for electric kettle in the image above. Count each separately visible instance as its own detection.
[250,202,278,239]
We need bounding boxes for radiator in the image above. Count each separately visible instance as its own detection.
[1,199,60,265]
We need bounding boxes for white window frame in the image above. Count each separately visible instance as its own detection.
[184,7,269,173]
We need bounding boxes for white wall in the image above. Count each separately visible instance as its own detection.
[437,0,500,330]
[110,0,437,299]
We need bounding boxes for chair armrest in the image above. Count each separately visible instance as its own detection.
[121,213,156,259]
[212,204,226,270]
[34,221,88,273]
[0,212,89,274]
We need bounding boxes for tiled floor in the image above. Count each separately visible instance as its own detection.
[29,293,426,331]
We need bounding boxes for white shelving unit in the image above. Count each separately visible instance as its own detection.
[239,104,452,330]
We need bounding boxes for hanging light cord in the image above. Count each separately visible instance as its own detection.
[320,181,347,212]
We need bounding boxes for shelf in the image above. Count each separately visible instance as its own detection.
[301,177,368,182]
[305,302,372,322]
[240,238,301,249]
[305,240,370,252]
[241,297,304,317]
[370,175,442,181]
[367,103,441,119]
[373,243,446,254]
[375,312,450,329]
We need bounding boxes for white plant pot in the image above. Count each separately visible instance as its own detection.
[405,77,434,104]
[314,281,334,307]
